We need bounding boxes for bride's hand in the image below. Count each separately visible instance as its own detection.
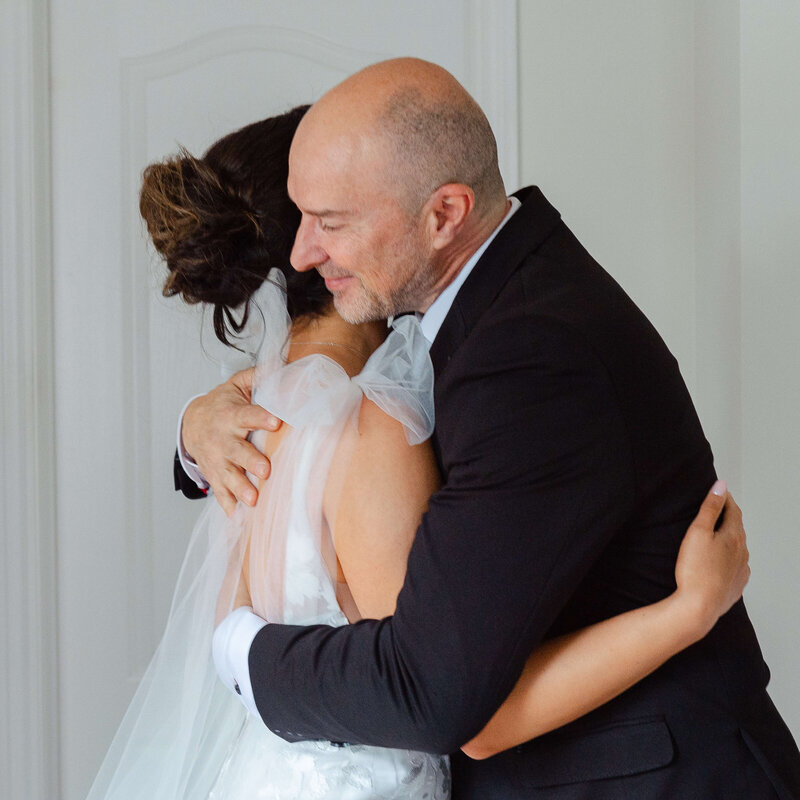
[182,367,282,516]
[672,481,750,640]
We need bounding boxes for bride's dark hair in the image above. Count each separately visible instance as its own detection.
[139,104,330,346]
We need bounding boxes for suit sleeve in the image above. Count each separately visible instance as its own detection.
[173,448,208,499]
[249,314,636,753]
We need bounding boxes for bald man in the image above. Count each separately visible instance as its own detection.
[179,60,800,798]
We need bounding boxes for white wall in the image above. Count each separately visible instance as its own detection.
[518,0,800,736]
[740,0,800,739]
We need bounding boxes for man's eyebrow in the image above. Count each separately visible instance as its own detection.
[286,183,352,218]
[304,208,352,218]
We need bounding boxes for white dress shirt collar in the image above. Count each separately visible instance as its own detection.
[419,196,521,346]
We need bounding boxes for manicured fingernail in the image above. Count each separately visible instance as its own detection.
[244,488,257,505]
[267,416,279,430]
[711,479,727,496]
[258,462,269,479]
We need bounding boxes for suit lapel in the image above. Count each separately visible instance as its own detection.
[429,186,562,375]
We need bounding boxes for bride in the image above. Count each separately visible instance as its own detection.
[86,106,748,799]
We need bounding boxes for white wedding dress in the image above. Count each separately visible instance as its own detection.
[86,272,450,800]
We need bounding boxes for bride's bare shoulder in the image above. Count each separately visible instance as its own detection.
[326,394,440,619]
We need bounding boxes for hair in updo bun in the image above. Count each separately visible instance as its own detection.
[139,104,330,346]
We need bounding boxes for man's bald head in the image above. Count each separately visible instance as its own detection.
[288,59,510,322]
[295,58,506,217]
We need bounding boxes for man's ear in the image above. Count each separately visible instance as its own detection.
[425,184,475,250]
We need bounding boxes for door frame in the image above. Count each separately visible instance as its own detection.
[1,1,60,799]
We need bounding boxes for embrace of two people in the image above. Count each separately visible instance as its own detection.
[89,58,800,799]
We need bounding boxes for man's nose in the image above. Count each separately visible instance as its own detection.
[291,215,326,273]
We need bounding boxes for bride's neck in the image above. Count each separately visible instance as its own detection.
[287,308,387,373]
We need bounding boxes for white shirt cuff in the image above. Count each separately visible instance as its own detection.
[176,394,210,492]
[212,606,268,718]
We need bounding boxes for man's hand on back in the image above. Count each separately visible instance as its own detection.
[182,367,281,516]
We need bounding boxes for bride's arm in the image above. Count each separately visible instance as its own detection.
[461,485,748,759]
[327,411,748,755]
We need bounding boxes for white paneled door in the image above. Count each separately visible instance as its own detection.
[48,2,517,798]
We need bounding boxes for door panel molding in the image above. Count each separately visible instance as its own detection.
[464,0,520,189]
[0,1,60,798]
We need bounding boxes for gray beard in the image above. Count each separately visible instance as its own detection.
[333,256,437,324]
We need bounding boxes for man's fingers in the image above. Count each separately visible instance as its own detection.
[181,371,278,512]
[222,465,257,507]
[233,439,271,480]
[215,488,237,518]
[236,404,282,434]
[209,468,258,516]
[230,366,257,396]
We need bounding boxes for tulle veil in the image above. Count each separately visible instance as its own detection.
[85,270,435,799]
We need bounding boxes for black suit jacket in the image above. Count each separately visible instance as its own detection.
[173,450,208,499]
[182,187,800,798]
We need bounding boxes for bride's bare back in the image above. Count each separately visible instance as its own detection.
[240,309,440,624]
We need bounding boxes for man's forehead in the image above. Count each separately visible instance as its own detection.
[287,165,362,218]
[289,139,351,194]
[288,143,387,215]
[293,108,388,171]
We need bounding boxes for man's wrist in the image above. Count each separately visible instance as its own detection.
[212,606,268,718]
[177,394,210,491]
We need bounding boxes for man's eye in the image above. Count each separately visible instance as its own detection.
[320,222,340,233]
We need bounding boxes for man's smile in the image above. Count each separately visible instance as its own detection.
[318,270,356,292]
